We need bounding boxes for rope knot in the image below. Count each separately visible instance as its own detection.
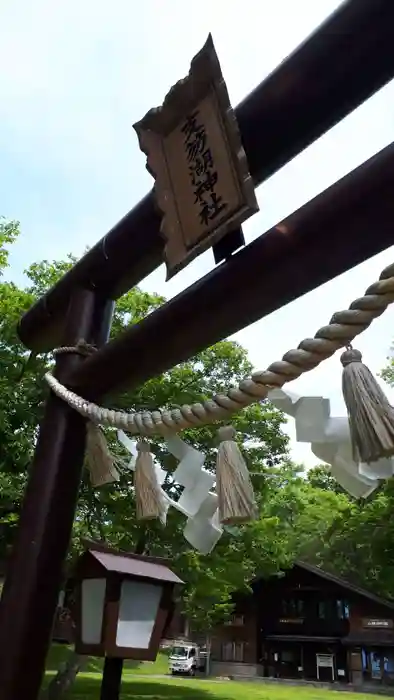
[75,339,97,356]
[53,339,97,357]
[340,347,362,367]
[136,440,151,453]
[217,425,236,442]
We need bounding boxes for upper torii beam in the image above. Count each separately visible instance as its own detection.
[67,140,394,401]
[18,0,394,353]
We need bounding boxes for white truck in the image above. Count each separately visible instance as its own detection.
[168,642,206,676]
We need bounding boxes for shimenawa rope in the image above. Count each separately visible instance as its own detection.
[45,261,394,435]
[43,261,394,523]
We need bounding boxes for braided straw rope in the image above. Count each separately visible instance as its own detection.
[45,261,394,436]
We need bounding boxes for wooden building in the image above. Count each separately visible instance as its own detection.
[39,558,394,687]
[206,562,394,686]
[0,562,5,600]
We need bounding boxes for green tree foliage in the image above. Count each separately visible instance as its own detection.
[308,347,394,600]
[264,462,351,565]
[380,344,394,387]
[0,220,354,628]
[311,482,394,599]
[307,463,346,494]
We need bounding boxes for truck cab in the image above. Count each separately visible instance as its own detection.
[168,643,201,676]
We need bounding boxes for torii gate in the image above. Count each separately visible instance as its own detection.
[2,2,394,698]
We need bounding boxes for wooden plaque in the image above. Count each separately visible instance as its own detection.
[278,618,304,624]
[133,34,259,280]
[362,618,393,628]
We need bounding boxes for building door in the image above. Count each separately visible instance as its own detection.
[267,646,301,679]
[371,651,382,681]
[362,649,382,682]
[361,648,394,684]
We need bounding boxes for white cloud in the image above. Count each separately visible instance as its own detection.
[0,0,343,178]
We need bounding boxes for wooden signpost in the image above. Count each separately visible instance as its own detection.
[2,3,394,699]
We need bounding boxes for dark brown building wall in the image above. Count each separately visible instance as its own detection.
[349,601,394,633]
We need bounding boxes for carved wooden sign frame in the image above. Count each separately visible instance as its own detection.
[133,34,259,280]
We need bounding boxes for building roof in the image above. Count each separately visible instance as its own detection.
[294,561,394,611]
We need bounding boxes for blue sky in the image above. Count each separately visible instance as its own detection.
[2,0,394,465]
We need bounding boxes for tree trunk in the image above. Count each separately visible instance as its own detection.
[41,652,86,700]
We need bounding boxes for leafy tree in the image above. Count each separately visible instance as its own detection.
[264,462,351,563]
[311,482,394,599]
[0,219,44,560]
[0,219,363,633]
[307,463,346,494]
[308,346,394,599]
[0,221,292,629]
[1,219,363,697]
[380,343,394,387]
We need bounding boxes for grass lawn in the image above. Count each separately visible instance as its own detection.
[52,674,389,700]
[45,643,170,676]
[45,646,387,700]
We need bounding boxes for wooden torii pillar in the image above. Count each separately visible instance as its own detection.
[1,2,394,698]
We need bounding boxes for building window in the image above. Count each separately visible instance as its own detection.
[336,600,350,619]
[221,641,245,662]
[281,598,304,616]
[224,614,245,627]
[318,601,328,619]
[226,613,245,627]
[384,650,394,675]
[232,614,245,627]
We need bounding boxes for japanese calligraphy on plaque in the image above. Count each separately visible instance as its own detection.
[133,34,259,280]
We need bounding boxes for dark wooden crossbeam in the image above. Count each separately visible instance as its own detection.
[68,141,394,402]
[18,0,394,352]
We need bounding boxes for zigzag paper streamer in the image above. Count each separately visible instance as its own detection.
[268,388,394,498]
[118,431,222,554]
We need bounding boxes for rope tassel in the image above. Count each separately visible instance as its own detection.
[216,426,258,525]
[341,346,394,464]
[86,422,120,487]
[134,441,165,521]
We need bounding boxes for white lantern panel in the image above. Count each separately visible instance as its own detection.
[81,578,106,644]
[116,580,162,649]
